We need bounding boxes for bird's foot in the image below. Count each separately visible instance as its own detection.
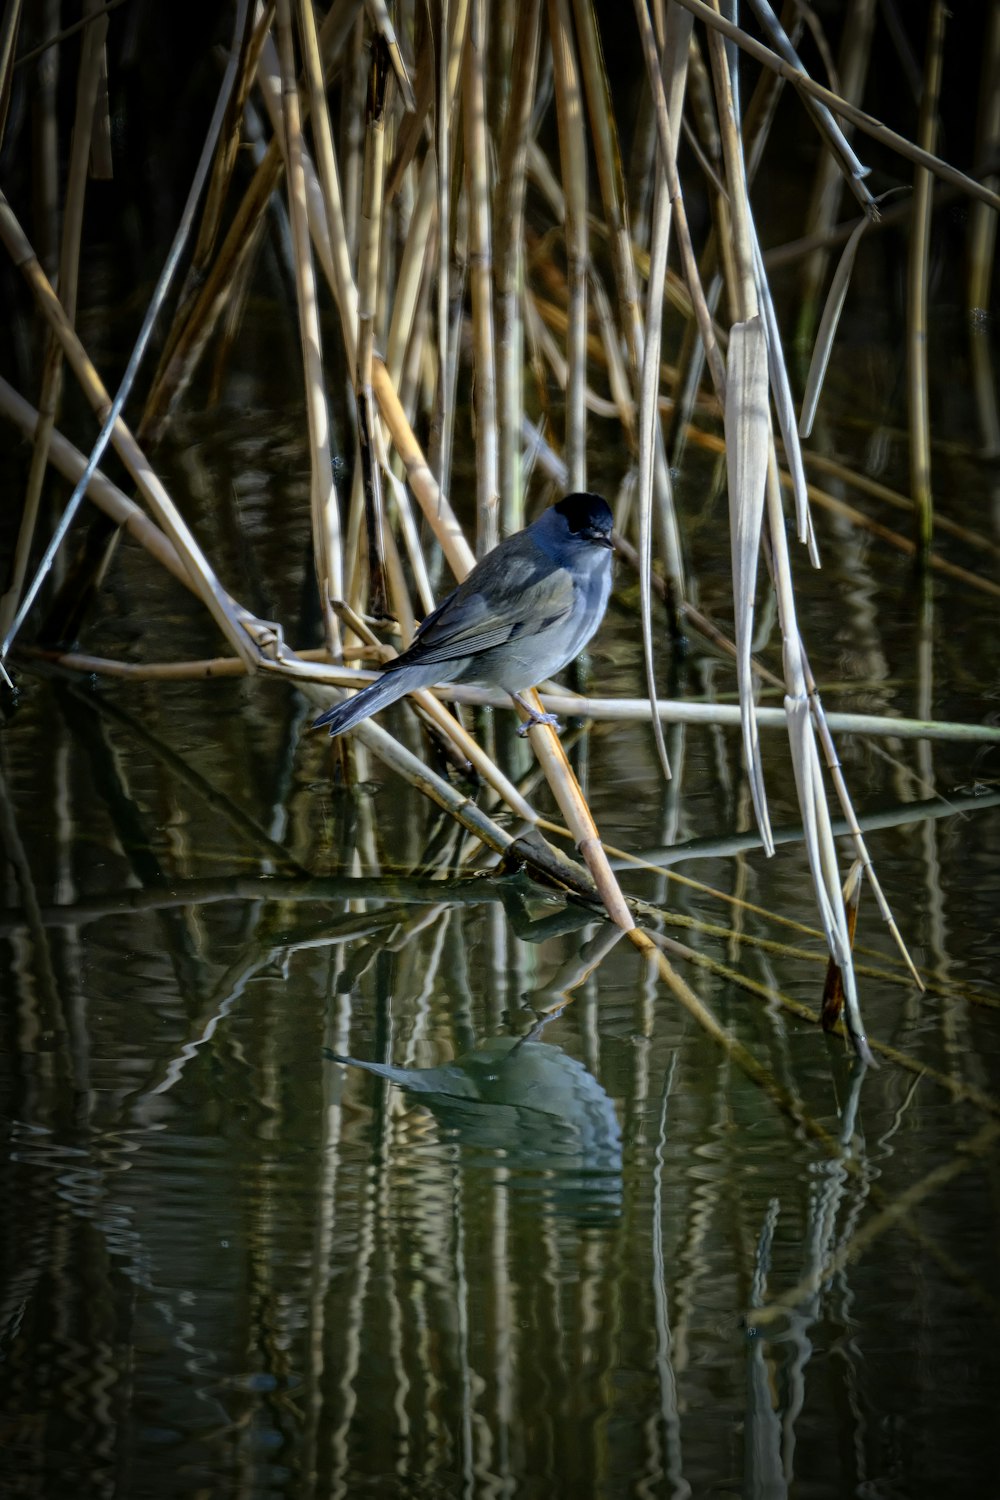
[515,710,562,738]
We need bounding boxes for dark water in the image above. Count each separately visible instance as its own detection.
[3,370,999,1498]
[3,102,1000,1500]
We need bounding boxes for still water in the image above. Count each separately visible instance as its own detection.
[3,274,1000,1499]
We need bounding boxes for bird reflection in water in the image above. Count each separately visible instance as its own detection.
[327,1027,623,1223]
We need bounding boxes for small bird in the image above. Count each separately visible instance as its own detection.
[314,491,614,739]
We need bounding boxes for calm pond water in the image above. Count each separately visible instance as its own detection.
[3,372,999,1498]
[2,73,1000,1500]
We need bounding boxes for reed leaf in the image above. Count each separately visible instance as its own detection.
[724,316,773,855]
[798,212,870,439]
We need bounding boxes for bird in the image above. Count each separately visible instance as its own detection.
[313,491,614,740]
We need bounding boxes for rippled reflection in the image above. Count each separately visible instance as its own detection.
[329,1031,625,1221]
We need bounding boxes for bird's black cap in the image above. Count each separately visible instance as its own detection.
[553,491,614,542]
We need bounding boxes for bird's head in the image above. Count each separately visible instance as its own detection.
[548,491,615,550]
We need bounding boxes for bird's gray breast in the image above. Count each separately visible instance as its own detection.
[486,548,611,692]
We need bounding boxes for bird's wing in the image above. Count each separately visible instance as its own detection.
[389,550,576,670]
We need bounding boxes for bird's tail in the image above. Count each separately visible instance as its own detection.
[313,668,421,738]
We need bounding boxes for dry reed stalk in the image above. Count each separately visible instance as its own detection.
[676,0,1000,211]
[907,0,947,555]
[766,454,874,1061]
[704,14,778,845]
[968,6,1000,456]
[744,0,876,216]
[704,20,756,323]
[142,141,282,442]
[296,0,360,363]
[435,187,468,506]
[384,153,436,391]
[588,270,635,443]
[24,646,1000,749]
[32,0,59,279]
[81,1,112,178]
[158,1,263,368]
[495,0,542,534]
[625,53,657,256]
[12,0,251,658]
[684,21,721,174]
[548,0,589,492]
[0,6,106,646]
[821,859,863,1030]
[571,0,643,378]
[665,4,798,461]
[145,0,356,441]
[750,225,814,551]
[796,0,876,339]
[372,358,477,577]
[0,0,24,146]
[364,0,417,113]
[632,0,725,400]
[636,175,675,783]
[430,0,470,503]
[385,17,433,201]
[644,14,692,609]
[276,0,340,654]
[708,21,878,1055]
[339,6,367,257]
[260,15,433,636]
[689,24,813,548]
[685,421,1000,597]
[355,36,391,618]
[0,197,259,667]
[394,230,436,425]
[515,700,634,927]
[190,6,263,264]
[579,2,688,617]
[0,378,192,591]
[723,318,773,851]
[463,0,500,553]
[800,651,923,987]
[380,464,436,620]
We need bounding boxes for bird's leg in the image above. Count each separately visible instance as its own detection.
[511,692,562,737]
